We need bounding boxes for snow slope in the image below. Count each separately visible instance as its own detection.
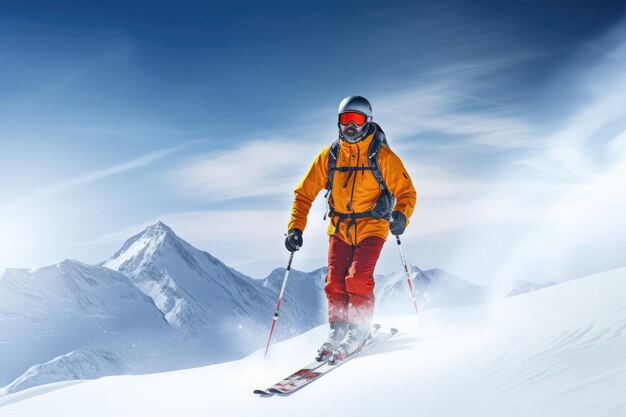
[1,266,623,417]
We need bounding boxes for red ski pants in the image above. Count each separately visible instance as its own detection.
[325,235,385,326]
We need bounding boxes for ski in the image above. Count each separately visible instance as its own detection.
[254,324,382,395]
[253,358,328,395]
[269,328,397,395]
[254,326,397,396]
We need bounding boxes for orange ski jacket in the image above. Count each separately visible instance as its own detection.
[288,130,417,246]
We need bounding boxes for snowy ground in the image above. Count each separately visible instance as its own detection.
[1,267,624,417]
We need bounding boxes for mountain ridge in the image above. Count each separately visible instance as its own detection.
[0,221,552,397]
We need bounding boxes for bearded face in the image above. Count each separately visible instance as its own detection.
[339,121,368,143]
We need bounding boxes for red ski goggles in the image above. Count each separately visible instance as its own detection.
[339,112,367,126]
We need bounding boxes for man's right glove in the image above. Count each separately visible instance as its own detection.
[284,229,303,252]
[388,211,407,236]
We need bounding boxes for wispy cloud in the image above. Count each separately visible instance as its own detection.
[374,86,536,149]
[373,52,542,149]
[492,22,626,286]
[171,137,327,201]
[24,143,193,201]
[170,55,540,203]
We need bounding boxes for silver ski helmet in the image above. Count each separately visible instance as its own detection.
[338,95,372,143]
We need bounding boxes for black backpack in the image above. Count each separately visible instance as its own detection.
[324,123,395,235]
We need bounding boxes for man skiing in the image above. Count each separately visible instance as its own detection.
[285,95,416,361]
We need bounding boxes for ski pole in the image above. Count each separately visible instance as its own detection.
[263,250,295,358]
[395,235,422,326]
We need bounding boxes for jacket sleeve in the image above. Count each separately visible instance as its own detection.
[381,149,417,226]
[287,146,330,232]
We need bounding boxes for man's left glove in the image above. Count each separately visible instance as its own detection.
[388,211,407,236]
[284,229,303,252]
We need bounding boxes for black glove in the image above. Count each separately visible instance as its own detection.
[284,229,303,252]
[388,211,407,236]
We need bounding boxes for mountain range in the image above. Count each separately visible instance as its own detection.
[0,221,546,396]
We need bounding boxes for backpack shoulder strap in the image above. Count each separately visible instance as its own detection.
[326,139,340,191]
[367,123,389,190]
[372,122,389,147]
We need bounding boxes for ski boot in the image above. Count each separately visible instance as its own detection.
[330,323,372,363]
[315,321,348,362]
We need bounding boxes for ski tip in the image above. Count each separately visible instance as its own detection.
[390,327,398,335]
[253,389,273,396]
[268,387,291,394]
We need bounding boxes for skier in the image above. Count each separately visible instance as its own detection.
[285,96,416,361]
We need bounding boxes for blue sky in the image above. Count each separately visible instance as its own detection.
[1,1,625,286]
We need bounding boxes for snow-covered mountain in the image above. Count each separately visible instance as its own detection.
[260,266,328,330]
[0,259,181,396]
[2,266,623,417]
[102,222,316,354]
[375,266,486,315]
[505,279,556,297]
[264,263,486,320]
